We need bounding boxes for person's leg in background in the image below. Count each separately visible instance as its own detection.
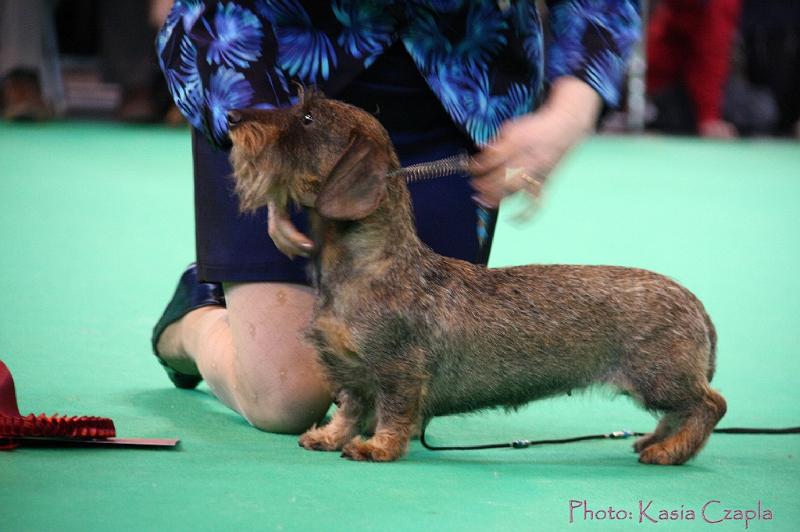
[645,0,684,98]
[0,0,64,120]
[645,0,696,134]
[741,0,800,136]
[98,0,164,122]
[683,0,742,138]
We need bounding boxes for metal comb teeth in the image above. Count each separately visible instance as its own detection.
[389,152,472,183]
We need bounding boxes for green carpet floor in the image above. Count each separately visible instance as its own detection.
[1,121,798,531]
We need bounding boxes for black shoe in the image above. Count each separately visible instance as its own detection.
[152,264,225,389]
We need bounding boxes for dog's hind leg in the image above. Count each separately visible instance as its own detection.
[622,335,726,464]
[299,390,368,452]
[632,413,680,453]
[638,387,726,465]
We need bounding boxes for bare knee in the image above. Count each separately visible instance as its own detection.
[229,341,333,434]
[237,386,331,434]
[222,281,332,433]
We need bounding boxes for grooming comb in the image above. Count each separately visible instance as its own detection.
[389,152,472,183]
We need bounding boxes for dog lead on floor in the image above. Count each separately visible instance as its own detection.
[419,425,800,452]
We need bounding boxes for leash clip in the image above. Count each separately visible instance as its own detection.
[609,430,635,439]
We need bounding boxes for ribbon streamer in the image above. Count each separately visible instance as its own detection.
[0,360,115,450]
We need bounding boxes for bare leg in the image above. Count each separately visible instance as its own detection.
[156,282,331,434]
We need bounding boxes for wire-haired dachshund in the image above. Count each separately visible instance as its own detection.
[227,92,726,464]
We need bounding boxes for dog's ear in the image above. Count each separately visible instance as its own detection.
[315,135,389,220]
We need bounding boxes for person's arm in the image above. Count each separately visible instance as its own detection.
[470,76,601,208]
[471,0,640,207]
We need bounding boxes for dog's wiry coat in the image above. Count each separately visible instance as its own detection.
[228,93,726,465]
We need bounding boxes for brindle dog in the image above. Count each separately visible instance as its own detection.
[227,93,726,465]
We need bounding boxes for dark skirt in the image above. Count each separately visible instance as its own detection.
[193,44,496,283]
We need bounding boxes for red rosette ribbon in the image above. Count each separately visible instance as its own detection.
[0,360,116,450]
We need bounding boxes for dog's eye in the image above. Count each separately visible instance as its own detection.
[302,113,314,126]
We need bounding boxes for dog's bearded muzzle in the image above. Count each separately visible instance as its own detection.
[227,108,296,213]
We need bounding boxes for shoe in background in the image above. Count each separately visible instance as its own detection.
[1,69,51,121]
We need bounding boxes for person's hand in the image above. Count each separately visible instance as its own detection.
[469,77,602,210]
[267,201,314,258]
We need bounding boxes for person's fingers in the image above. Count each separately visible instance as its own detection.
[267,203,314,258]
[469,169,509,208]
[470,136,521,207]
[274,224,313,258]
[469,145,509,180]
[266,217,296,258]
[514,171,546,204]
[470,154,552,208]
[270,228,306,258]
[468,122,524,179]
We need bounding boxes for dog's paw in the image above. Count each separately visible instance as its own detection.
[298,427,344,452]
[633,433,657,453]
[638,443,680,465]
[340,437,403,462]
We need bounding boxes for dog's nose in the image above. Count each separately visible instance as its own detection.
[227,110,243,127]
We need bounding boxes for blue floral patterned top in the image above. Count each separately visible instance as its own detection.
[157,0,640,148]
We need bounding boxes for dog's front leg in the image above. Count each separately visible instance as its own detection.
[340,389,424,462]
[299,390,367,452]
[341,353,427,462]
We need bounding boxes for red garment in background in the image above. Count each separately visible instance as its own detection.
[647,0,743,126]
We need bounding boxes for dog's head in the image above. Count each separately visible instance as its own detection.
[228,91,398,220]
